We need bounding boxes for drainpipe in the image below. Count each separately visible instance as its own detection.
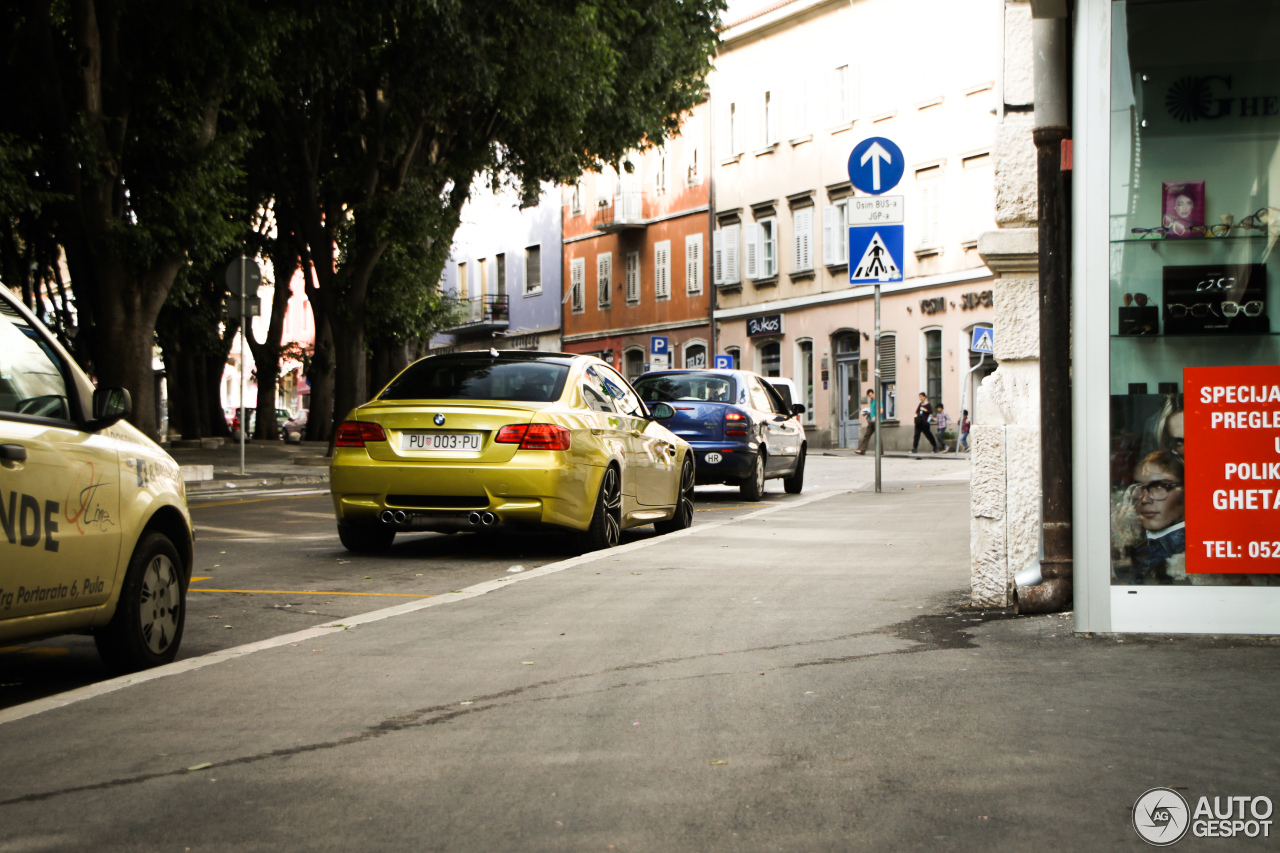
[1018,12,1073,614]
[707,96,718,359]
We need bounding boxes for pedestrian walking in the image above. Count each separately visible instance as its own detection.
[912,392,939,453]
[855,389,876,455]
[959,409,972,452]
[935,404,952,452]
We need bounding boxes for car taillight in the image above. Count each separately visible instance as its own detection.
[335,421,387,447]
[726,429,748,436]
[724,412,745,421]
[494,423,571,450]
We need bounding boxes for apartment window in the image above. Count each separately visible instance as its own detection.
[822,200,849,265]
[786,78,810,140]
[962,153,996,242]
[457,261,468,299]
[596,170,612,210]
[917,166,943,250]
[625,251,640,303]
[725,346,741,369]
[654,240,671,299]
[685,233,703,294]
[684,342,707,369]
[570,182,583,216]
[597,252,612,308]
[925,328,942,410]
[879,333,897,420]
[713,224,740,285]
[762,90,779,146]
[569,257,585,313]
[722,101,744,156]
[759,341,781,377]
[745,218,777,279]
[684,114,702,185]
[792,207,813,273]
[495,253,506,298]
[827,63,856,127]
[477,258,489,299]
[656,148,668,196]
[525,245,542,295]
[798,340,814,424]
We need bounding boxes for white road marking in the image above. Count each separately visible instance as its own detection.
[282,510,337,519]
[0,489,842,726]
[193,524,286,538]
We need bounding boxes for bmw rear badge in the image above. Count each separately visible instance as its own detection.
[434,413,446,426]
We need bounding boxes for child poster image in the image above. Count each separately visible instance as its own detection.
[1162,181,1205,238]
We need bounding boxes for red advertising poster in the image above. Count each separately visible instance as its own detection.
[1184,365,1280,573]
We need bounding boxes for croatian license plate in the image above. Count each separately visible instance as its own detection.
[401,432,482,452]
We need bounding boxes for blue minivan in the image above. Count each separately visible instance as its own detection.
[633,370,805,500]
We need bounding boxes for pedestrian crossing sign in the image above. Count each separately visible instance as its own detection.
[848,225,903,283]
[971,326,995,354]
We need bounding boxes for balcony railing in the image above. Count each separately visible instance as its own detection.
[448,294,509,333]
[591,190,646,232]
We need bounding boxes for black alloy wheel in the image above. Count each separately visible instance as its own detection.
[784,446,806,494]
[577,465,623,552]
[740,450,766,501]
[655,455,695,534]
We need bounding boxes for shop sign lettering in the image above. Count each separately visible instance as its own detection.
[1185,365,1280,573]
[961,290,993,310]
[747,314,783,337]
[919,297,946,315]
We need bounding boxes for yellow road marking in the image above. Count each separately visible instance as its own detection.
[191,576,212,582]
[191,588,434,598]
[190,493,327,510]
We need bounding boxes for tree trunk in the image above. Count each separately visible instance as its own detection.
[246,250,297,441]
[304,316,335,443]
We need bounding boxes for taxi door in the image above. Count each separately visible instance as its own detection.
[0,306,121,621]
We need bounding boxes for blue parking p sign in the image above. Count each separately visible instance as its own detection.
[650,335,669,356]
[713,354,733,370]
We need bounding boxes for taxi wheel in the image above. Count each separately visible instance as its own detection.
[739,451,766,502]
[338,522,396,553]
[784,448,806,494]
[655,456,695,534]
[576,465,622,552]
[95,532,186,674]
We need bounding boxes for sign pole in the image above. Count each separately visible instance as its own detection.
[239,255,246,476]
[874,283,882,494]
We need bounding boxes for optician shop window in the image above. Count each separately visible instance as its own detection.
[1109,0,1280,588]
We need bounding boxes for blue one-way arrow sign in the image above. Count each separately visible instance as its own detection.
[848,137,905,196]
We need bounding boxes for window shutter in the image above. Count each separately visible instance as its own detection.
[822,206,835,265]
[845,63,858,122]
[597,252,612,307]
[525,246,541,294]
[724,224,740,283]
[713,229,724,285]
[878,334,897,383]
[655,241,671,299]
[626,251,640,302]
[717,102,731,159]
[793,208,813,272]
[731,103,745,155]
[744,223,758,280]
[766,91,779,145]
[686,233,703,294]
[570,258,585,312]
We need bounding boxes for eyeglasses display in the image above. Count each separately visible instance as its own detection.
[1133,479,1182,501]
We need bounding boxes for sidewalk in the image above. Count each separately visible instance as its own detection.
[166,438,331,492]
[1,478,1275,850]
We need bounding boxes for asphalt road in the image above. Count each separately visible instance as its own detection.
[0,454,968,710]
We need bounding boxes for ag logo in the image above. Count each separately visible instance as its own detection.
[433,413,446,426]
[1133,787,1190,846]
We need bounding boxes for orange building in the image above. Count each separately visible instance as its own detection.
[561,104,711,380]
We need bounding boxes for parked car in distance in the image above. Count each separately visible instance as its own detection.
[328,351,695,553]
[225,407,292,438]
[0,287,193,672]
[633,369,806,500]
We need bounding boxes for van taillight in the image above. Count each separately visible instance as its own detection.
[495,423,571,450]
[335,421,387,447]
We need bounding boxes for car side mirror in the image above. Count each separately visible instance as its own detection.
[89,386,131,430]
[791,403,806,416]
[647,402,676,421]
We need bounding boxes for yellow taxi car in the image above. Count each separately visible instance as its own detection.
[0,288,192,673]
[330,351,695,552]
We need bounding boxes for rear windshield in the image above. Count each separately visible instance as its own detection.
[633,374,733,404]
[381,357,570,403]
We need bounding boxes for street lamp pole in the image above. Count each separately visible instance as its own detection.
[239,255,246,476]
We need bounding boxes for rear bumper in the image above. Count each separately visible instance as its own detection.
[330,448,602,531]
[687,440,758,484]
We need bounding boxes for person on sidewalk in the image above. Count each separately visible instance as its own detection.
[912,393,938,453]
[855,389,876,455]
[959,409,972,452]
[935,404,952,453]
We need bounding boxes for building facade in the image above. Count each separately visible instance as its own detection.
[560,104,712,379]
[711,0,1000,450]
[433,181,564,354]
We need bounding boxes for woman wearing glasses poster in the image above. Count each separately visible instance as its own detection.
[1126,451,1187,583]
[1162,181,1205,238]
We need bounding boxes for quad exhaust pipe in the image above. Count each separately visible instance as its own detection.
[380,509,496,527]
[467,511,497,526]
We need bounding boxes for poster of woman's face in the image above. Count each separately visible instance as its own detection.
[1162,181,1206,238]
